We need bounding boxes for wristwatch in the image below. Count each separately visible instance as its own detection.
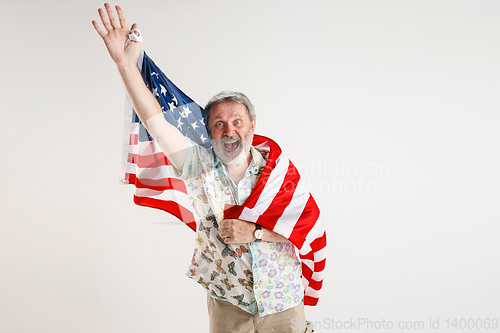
[254,224,264,241]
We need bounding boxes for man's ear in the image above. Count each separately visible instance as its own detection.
[251,118,256,132]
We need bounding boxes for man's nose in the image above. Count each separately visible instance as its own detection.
[224,123,236,136]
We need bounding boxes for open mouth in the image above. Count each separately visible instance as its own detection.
[223,140,240,152]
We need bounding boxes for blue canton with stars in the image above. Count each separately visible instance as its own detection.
[136,51,211,148]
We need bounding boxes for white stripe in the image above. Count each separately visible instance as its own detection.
[135,188,193,209]
[299,243,311,255]
[135,165,179,180]
[304,286,321,297]
[304,214,325,244]
[238,207,261,223]
[301,258,314,272]
[298,232,325,255]
[122,162,137,175]
[313,246,327,262]
[129,143,138,154]
[252,155,289,213]
[273,178,310,238]
[311,270,325,281]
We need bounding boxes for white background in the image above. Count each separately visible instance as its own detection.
[1,0,499,332]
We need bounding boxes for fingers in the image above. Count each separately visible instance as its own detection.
[98,7,113,33]
[220,221,234,239]
[224,237,236,244]
[220,226,230,238]
[116,5,129,30]
[92,20,107,38]
[94,4,136,39]
[105,3,120,29]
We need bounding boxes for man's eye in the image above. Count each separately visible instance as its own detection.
[234,120,242,125]
[216,122,223,126]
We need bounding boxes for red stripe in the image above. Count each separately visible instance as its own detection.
[256,161,300,229]
[129,134,138,145]
[135,177,187,192]
[303,296,319,306]
[124,173,133,183]
[307,277,323,291]
[133,196,196,231]
[127,153,137,164]
[301,262,323,290]
[310,232,327,253]
[288,195,321,249]
[315,257,327,272]
[251,134,269,147]
[243,135,282,209]
[127,173,137,183]
[300,251,314,262]
[223,204,245,220]
[136,152,172,168]
[301,261,313,282]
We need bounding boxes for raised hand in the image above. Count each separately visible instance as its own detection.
[92,3,141,66]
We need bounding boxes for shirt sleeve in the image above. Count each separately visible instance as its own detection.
[145,114,214,180]
[173,137,199,180]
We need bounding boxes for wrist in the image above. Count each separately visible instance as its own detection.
[253,224,264,241]
[116,61,139,73]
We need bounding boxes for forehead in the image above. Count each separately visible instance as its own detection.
[210,102,249,120]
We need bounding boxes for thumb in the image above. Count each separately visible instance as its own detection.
[128,23,143,42]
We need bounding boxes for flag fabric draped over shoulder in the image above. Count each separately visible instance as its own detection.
[120,49,327,306]
[224,135,327,306]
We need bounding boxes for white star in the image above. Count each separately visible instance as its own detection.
[177,117,183,129]
[172,95,178,105]
[160,84,167,96]
[200,118,205,126]
[179,109,186,118]
[153,88,158,97]
[168,101,176,113]
[151,72,159,78]
[182,106,192,118]
[191,121,199,130]
[200,134,207,142]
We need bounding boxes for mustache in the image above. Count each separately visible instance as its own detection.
[213,135,241,142]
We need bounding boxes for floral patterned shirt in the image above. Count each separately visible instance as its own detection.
[176,138,303,316]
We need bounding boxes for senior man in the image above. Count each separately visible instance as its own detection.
[93,4,316,332]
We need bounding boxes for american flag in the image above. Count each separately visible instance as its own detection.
[121,50,210,231]
[120,50,326,306]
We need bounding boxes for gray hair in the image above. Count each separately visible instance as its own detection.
[204,91,256,125]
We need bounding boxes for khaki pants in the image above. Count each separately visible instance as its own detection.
[207,295,314,333]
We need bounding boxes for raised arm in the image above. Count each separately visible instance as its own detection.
[92,3,187,170]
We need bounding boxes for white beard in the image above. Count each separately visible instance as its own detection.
[211,129,253,166]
